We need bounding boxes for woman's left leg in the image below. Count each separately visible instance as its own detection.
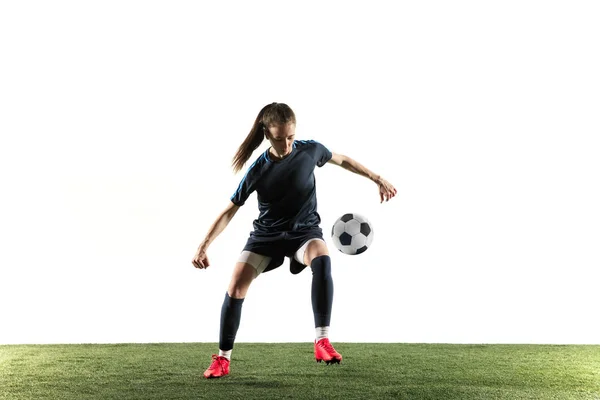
[303,240,342,363]
[304,240,333,329]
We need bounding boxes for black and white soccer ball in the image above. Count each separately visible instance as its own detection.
[331,213,374,255]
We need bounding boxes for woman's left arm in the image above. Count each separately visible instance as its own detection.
[328,152,398,203]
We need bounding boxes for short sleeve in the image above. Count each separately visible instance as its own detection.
[230,167,256,206]
[313,141,332,167]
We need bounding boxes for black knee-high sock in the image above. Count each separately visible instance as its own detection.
[219,292,244,351]
[311,255,333,327]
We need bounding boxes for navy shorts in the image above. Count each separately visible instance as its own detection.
[242,228,324,273]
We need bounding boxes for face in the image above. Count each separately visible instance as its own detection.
[266,123,295,159]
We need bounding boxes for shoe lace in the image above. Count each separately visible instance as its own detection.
[209,355,226,371]
[319,339,337,354]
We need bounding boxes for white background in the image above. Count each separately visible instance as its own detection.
[1,1,599,345]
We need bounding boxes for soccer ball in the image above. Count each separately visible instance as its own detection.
[331,213,374,255]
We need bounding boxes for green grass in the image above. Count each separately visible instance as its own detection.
[1,343,599,399]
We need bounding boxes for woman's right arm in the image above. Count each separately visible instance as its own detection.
[192,201,240,269]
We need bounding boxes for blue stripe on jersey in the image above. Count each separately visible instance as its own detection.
[230,154,264,203]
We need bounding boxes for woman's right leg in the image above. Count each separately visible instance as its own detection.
[219,262,258,355]
[204,256,269,379]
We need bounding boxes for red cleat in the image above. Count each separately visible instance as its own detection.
[314,338,342,364]
[203,355,230,379]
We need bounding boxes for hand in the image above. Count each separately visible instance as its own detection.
[376,177,397,203]
[192,244,210,269]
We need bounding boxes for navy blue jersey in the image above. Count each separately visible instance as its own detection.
[231,140,332,234]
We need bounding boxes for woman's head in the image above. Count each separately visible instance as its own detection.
[232,103,296,173]
[260,102,296,128]
[265,121,295,160]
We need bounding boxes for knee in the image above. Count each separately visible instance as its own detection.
[310,255,331,277]
[228,263,256,299]
[228,277,251,298]
[304,239,329,265]
[228,286,247,299]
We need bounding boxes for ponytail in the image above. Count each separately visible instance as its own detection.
[231,102,296,173]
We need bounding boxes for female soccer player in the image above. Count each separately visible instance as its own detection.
[192,102,397,378]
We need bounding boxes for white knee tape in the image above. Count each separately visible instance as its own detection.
[238,251,271,275]
[294,238,325,265]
